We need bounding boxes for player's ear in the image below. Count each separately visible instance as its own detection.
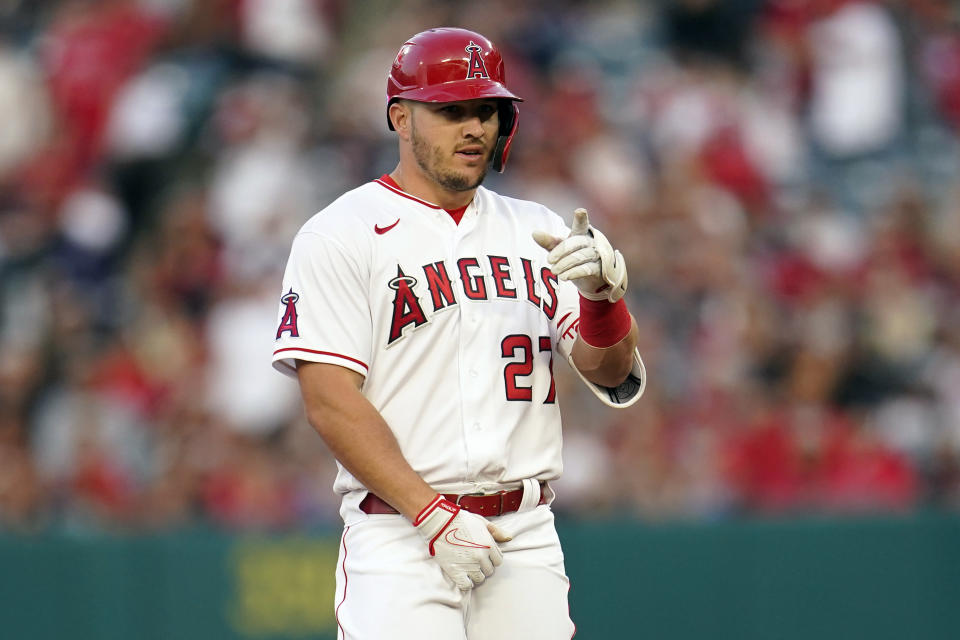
[389,101,412,139]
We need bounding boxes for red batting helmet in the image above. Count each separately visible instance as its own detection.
[387,27,522,173]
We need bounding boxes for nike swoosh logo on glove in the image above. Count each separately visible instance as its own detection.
[375,219,400,234]
[444,528,490,549]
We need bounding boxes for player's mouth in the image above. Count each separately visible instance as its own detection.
[455,146,486,163]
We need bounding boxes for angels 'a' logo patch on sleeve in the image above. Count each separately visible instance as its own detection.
[276,288,301,339]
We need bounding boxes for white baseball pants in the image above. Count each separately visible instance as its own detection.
[333,502,576,639]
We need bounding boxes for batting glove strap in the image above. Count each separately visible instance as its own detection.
[413,495,504,590]
[587,225,628,303]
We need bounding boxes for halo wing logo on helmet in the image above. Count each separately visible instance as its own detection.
[465,41,490,79]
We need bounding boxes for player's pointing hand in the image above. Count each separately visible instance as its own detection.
[532,208,628,303]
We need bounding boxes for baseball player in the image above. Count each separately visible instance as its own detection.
[272,27,646,640]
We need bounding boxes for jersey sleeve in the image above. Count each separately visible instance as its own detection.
[272,230,372,379]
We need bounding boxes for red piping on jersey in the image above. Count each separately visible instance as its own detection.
[374,176,442,209]
[335,525,351,639]
[273,347,369,372]
[375,175,469,224]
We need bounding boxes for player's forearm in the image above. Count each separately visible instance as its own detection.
[295,361,437,521]
[572,316,638,388]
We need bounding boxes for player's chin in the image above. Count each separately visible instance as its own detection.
[462,169,487,190]
[467,158,491,181]
[441,166,487,191]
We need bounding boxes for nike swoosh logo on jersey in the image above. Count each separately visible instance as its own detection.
[444,528,490,549]
[375,219,400,234]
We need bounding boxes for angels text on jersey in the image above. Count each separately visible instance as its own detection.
[384,254,561,346]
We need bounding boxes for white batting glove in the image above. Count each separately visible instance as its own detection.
[413,495,512,590]
[532,208,628,303]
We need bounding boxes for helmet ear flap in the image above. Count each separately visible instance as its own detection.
[492,102,519,173]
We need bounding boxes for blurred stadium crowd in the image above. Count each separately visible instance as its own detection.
[2,0,960,533]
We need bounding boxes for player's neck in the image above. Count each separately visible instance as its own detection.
[389,167,476,210]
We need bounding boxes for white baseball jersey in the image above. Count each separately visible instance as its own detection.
[272,177,640,498]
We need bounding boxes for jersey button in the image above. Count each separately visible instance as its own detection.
[470,369,478,378]
[472,422,481,431]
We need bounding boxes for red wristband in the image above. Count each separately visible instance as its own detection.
[577,297,631,348]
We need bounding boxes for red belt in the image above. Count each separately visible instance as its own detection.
[360,484,547,518]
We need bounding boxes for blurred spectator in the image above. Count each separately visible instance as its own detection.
[0,415,44,531]
[664,0,764,71]
[916,0,960,132]
[0,38,51,178]
[806,0,906,159]
[204,277,302,436]
[39,0,169,167]
[238,0,336,67]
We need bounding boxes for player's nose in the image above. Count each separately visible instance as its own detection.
[462,115,485,138]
